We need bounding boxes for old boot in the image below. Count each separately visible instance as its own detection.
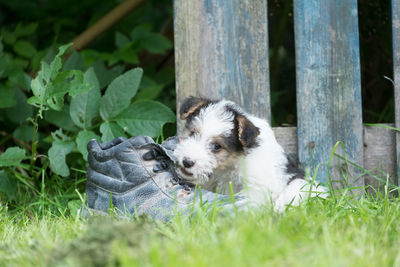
[84,136,245,220]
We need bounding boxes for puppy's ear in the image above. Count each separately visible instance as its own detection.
[180,97,213,120]
[236,115,260,148]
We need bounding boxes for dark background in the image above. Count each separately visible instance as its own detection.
[0,0,393,126]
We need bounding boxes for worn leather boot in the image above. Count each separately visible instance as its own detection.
[84,136,244,220]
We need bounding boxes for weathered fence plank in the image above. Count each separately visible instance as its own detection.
[392,0,400,185]
[173,0,271,127]
[293,1,364,187]
[363,125,397,189]
[274,126,396,189]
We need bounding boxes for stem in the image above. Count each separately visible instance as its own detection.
[71,0,144,50]
[30,113,39,173]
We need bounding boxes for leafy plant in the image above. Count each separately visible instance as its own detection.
[0,0,176,213]
[0,41,175,199]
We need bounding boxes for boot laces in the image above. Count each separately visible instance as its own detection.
[170,170,194,193]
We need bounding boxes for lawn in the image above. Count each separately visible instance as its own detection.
[1,189,400,267]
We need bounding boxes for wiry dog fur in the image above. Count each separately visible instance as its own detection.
[174,97,327,211]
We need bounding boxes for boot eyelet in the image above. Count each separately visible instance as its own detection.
[183,184,191,193]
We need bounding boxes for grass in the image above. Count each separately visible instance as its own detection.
[1,188,400,267]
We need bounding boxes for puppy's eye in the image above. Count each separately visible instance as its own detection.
[212,143,222,153]
[189,131,196,137]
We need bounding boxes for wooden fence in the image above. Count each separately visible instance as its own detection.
[173,0,399,189]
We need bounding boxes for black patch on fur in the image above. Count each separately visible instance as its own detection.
[285,155,305,184]
[221,117,243,153]
[237,115,260,148]
[180,97,216,122]
[224,105,260,152]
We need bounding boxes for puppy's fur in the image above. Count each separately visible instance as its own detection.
[174,97,326,211]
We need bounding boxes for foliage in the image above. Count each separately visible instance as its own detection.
[0,0,176,209]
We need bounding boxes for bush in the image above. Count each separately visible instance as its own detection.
[0,0,175,213]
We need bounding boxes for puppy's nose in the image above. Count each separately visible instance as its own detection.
[182,157,195,168]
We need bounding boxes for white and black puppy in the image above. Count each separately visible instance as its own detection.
[173,97,326,211]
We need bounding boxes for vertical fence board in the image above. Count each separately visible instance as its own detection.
[392,0,400,185]
[364,125,396,190]
[173,0,271,129]
[293,1,364,186]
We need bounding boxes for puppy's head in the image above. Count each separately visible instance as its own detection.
[174,97,260,184]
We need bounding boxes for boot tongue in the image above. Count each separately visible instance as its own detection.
[137,136,179,164]
[160,136,179,163]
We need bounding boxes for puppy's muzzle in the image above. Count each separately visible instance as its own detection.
[182,157,195,168]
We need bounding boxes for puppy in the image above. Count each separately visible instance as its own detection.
[173,97,327,211]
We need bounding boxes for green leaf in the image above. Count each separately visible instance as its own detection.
[99,68,143,120]
[110,44,139,65]
[14,23,38,37]
[0,51,9,77]
[13,124,34,143]
[130,24,152,42]
[0,86,16,108]
[46,70,92,111]
[0,58,7,78]
[31,44,71,104]
[70,68,101,129]
[57,70,91,96]
[45,104,78,132]
[30,44,72,106]
[42,46,57,65]
[64,51,84,71]
[30,64,48,104]
[0,147,26,167]
[92,60,124,89]
[8,72,31,90]
[51,128,71,143]
[6,88,33,123]
[115,100,176,137]
[1,29,16,45]
[0,38,3,56]
[76,130,100,160]
[49,43,72,79]
[48,70,82,96]
[80,49,100,66]
[46,94,64,111]
[100,122,126,142]
[31,49,46,71]
[115,32,130,48]
[48,140,74,177]
[135,76,164,100]
[0,170,17,200]
[13,40,37,58]
[27,96,42,107]
[131,25,172,55]
[0,53,27,80]
[140,34,172,55]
